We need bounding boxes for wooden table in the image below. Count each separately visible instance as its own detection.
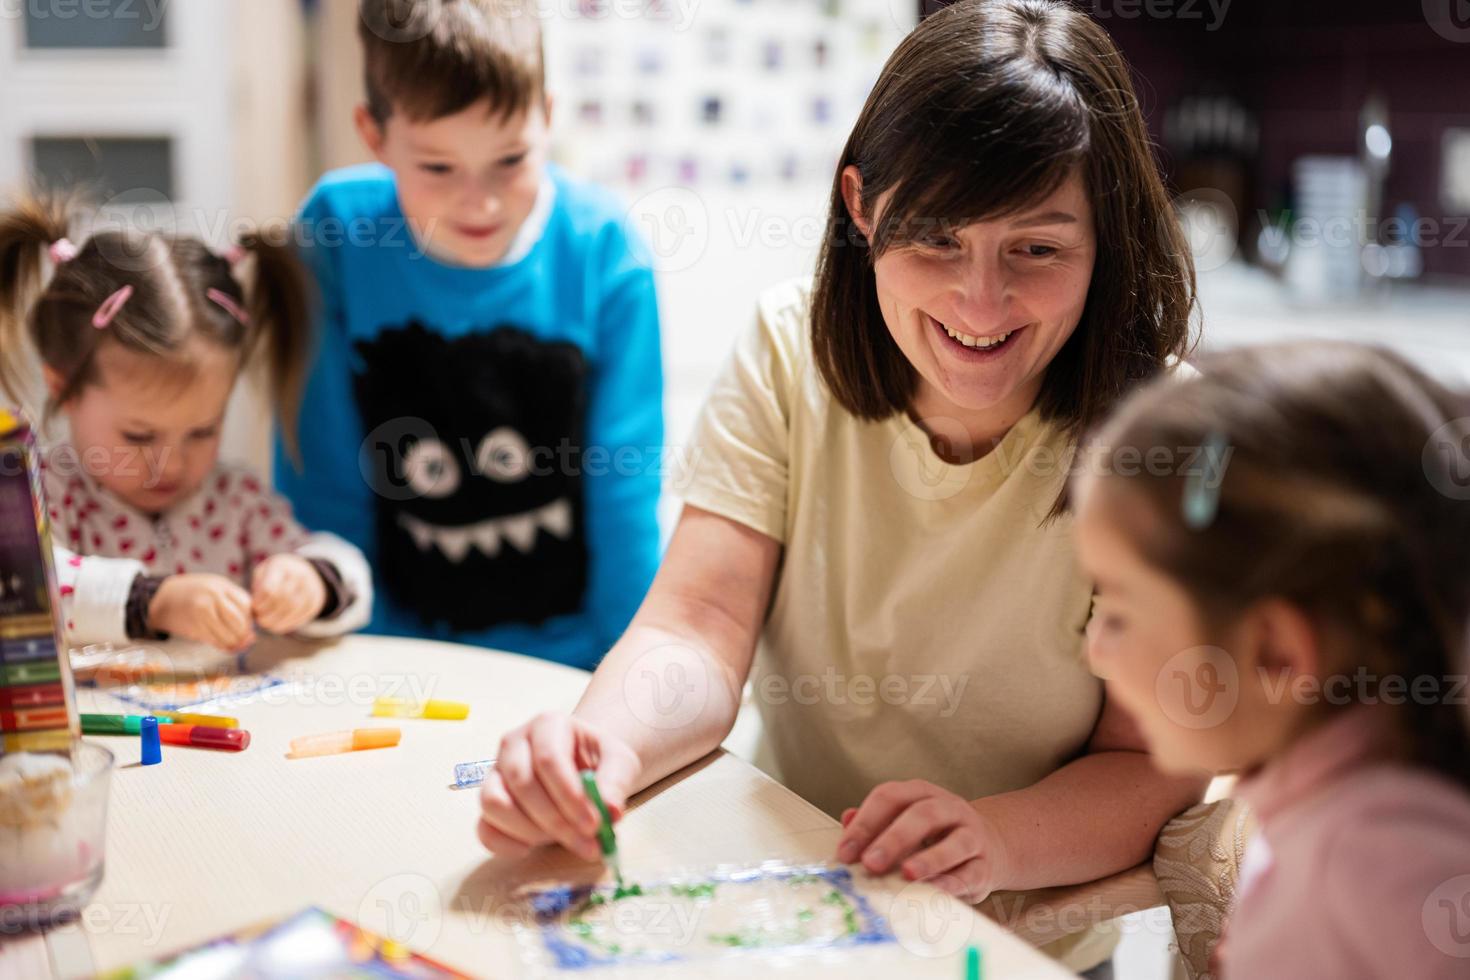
[1,635,1075,978]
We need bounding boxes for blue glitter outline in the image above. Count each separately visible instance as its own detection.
[531,864,894,970]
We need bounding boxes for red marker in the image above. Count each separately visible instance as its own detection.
[157,723,249,752]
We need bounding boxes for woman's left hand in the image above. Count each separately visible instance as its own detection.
[835,780,1011,904]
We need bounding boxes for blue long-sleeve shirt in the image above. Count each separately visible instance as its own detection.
[276,163,663,669]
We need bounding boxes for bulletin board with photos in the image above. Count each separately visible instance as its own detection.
[543,0,914,191]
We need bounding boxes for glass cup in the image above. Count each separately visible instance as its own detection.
[0,740,114,931]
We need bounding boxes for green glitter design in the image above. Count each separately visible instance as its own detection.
[706,924,812,949]
[821,889,861,936]
[563,875,862,955]
[565,918,640,959]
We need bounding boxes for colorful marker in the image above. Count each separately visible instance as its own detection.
[452,758,495,789]
[154,711,238,729]
[157,723,250,752]
[965,944,983,980]
[372,697,469,720]
[80,713,177,735]
[288,728,400,759]
[580,769,622,887]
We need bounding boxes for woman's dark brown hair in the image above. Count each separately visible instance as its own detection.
[1083,341,1470,790]
[0,193,314,463]
[811,0,1195,465]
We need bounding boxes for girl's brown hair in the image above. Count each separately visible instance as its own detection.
[811,0,1195,478]
[0,193,314,463]
[1085,341,1470,789]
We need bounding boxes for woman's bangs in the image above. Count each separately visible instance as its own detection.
[872,73,1092,252]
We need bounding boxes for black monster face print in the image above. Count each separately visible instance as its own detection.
[353,323,588,630]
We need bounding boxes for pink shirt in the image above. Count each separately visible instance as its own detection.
[39,445,372,645]
[1223,708,1470,979]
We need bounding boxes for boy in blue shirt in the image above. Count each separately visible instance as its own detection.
[277,0,664,669]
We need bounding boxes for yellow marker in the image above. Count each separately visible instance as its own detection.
[288,727,401,758]
[155,711,238,729]
[371,696,469,721]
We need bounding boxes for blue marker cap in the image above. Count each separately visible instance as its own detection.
[140,715,162,766]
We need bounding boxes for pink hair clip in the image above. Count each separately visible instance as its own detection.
[49,238,79,265]
[206,287,250,326]
[92,285,133,329]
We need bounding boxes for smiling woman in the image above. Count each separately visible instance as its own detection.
[839,171,1097,460]
[813,0,1195,481]
[480,2,1204,975]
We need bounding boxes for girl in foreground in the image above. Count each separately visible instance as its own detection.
[1075,341,1470,978]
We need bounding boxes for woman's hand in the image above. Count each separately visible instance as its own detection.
[148,573,256,651]
[477,712,642,862]
[835,780,1011,903]
[250,553,327,634]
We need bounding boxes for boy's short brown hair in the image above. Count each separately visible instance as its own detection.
[358,0,544,124]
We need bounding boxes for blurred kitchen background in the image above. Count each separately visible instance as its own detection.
[3,0,1469,474]
[3,3,1467,975]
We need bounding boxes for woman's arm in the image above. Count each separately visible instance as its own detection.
[837,691,1208,901]
[965,691,1208,890]
[477,504,780,859]
[572,506,781,786]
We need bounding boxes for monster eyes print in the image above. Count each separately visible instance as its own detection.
[354,322,589,630]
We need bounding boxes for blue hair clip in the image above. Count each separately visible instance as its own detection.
[1183,430,1231,530]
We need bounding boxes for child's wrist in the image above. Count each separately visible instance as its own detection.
[129,574,170,640]
[300,556,350,621]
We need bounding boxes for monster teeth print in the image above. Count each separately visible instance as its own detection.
[398,497,573,562]
[353,322,589,631]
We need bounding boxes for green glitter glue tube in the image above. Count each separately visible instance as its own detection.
[580,769,623,886]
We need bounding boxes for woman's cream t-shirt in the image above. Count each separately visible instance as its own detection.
[681,278,1104,819]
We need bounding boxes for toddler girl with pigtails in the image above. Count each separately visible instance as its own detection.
[0,195,371,651]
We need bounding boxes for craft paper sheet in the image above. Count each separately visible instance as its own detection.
[518,862,894,973]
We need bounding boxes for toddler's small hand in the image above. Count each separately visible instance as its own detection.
[250,554,327,635]
[148,573,256,651]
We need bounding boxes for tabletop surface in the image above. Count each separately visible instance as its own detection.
[2,634,1074,979]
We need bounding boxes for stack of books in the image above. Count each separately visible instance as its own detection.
[0,408,77,756]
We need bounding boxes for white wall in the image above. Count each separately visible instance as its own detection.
[0,0,310,476]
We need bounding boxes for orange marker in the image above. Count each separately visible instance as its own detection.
[288,728,401,759]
